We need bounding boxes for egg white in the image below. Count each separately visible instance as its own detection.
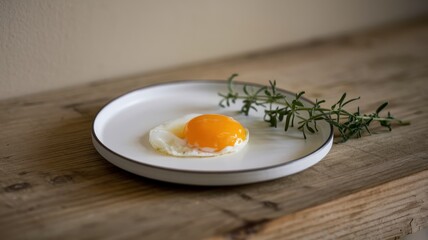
[149,114,249,157]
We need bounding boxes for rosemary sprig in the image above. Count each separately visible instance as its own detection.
[219,74,409,142]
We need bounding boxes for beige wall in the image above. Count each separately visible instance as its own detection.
[1,0,428,99]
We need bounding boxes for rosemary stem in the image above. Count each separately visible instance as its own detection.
[219,74,409,141]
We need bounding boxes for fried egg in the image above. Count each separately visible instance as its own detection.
[149,114,249,157]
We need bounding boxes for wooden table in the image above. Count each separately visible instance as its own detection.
[1,18,428,240]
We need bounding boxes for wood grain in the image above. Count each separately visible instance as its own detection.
[209,170,428,240]
[1,18,428,240]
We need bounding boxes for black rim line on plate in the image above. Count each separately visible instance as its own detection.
[91,80,334,174]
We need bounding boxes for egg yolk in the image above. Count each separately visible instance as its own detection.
[183,114,246,152]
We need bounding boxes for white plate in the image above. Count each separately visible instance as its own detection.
[92,80,333,185]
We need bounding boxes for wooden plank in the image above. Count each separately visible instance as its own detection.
[1,18,428,239]
[210,170,428,240]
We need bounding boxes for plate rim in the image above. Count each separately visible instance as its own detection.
[92,80,334,174]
